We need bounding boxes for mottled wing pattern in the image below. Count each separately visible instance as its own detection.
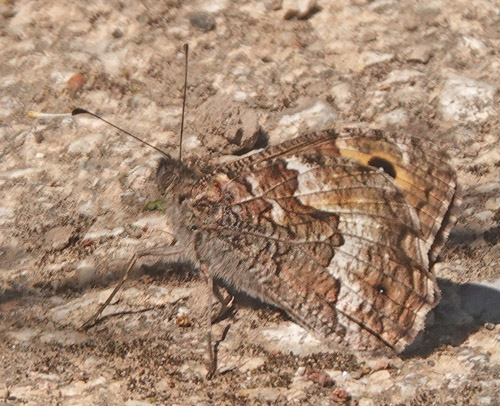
[189,129,457,352]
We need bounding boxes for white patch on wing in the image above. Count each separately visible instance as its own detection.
[245,172,264,196]
[324,215,367,279]
[284,156,334,196]
[267,198,286,224]
[283,155,316,173]
[338,214,380,240]
[337,277,365,313]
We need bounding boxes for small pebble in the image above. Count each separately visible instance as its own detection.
[66,73,86,93]
[175,315,192,327]
[188,11,216,32]
[112,28,123,38]
[296,366,306,376]
[75,260,96,286]
[44,225,76,251]
[373,359,391,371]
[330,389,350,403]
[306,369,335,387]
[282,0,318,20]
[406,44,432,64]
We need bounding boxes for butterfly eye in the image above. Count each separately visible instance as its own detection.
[178,193,189,204]
[367,156,397,179]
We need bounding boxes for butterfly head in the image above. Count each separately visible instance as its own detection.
[155,155,197,196]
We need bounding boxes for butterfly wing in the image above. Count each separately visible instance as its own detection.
[335,128,458,263]
[188,130,457,352]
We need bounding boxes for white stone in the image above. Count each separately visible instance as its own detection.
[200,0,229,13]
[440,74,497,124]
[475,182,500,194]
[233,91,248,101]
[474,210,493,222]
[382,69,424,85]
[50,297,97,323]
[461,36,488,54]
[0,167,42,179]
[239,356,266,372]
[271,100,337,142]
[77,199,98,217]
[132,216,169,229]
[406,44,432,63]
[238,387,283,402]
[7,328,40,342]
[330,82,353,110]
[183,135,201,150]
[474,148,500,165]
[0,206,14,225]
[364,370,393,393]
[396,381,418,397]
[88,376,107,387]
[82,227,124,242]
[282,0,318,19]
[376,108,408,125]
[360,51,394,69]
[39,330,88,345]
[255,322,327,356]
[75,260,97,286]
[478,396,493,405]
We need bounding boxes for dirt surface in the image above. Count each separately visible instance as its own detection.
[2,0,500,405]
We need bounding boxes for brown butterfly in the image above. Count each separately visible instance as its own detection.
[149,126,458,354]
[66,46,457,374]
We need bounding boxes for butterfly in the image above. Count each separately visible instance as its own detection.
[152,126,458,354]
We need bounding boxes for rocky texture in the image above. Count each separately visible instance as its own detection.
[1,0,500,404]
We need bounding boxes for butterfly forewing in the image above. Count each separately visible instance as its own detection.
[185,129,455,352]
[335,128,458,263]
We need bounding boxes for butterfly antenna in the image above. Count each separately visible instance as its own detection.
[29,46,190,156]
[73,109,170,157]
[179,43,189,162]
[28,109,170,157]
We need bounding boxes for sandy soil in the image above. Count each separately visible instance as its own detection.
[1,0,500,405]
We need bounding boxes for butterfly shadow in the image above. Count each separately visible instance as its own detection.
[403,277,500,358]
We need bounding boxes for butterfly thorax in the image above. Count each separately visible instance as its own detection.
[155,156,204,249]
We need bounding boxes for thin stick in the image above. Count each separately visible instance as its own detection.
[178,43,189,162]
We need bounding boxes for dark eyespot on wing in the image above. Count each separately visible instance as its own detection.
[368,156,397,179]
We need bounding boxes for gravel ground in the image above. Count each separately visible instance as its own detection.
[1,0,500,405]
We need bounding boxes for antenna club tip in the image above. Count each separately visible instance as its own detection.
[27,111,41,118]
[27,111,73,119]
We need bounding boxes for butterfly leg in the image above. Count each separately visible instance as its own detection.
[199,264,235,379]
[211,284,234,324]
[80,245,183,330]
[203,269,217,379]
